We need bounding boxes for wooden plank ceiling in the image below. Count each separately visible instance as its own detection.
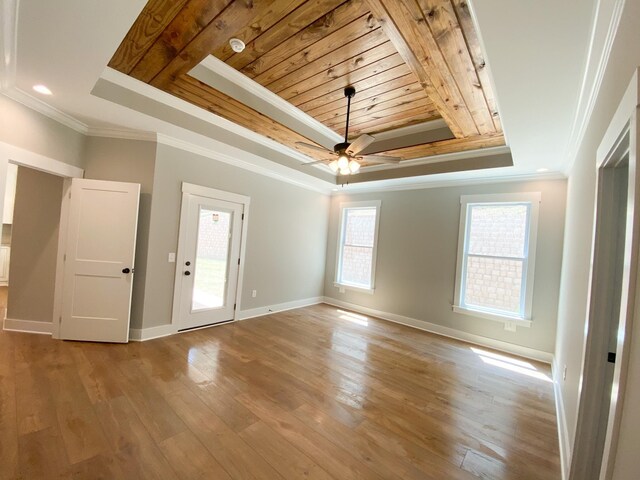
[109,0,505,165]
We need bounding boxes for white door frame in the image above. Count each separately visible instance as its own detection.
[570,68,640,479]
[171,182,250,329]
[0,141,84,338]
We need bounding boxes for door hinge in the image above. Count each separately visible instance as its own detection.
[234,303,237,310]
[242,213,245,220]
[68,191,71,199]
[59,316,62,324]
[63,253,66,262]
[238,258,240,265]
[608,352,616,364]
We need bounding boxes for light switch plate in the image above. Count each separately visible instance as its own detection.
[168,252,176,263]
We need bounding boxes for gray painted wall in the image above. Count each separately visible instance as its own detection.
[140,144,330,329]
[325,179,567,353]
[7,167,63,322]
[0,95,85,168]
[83,137,156,329]
[555,0,640,473]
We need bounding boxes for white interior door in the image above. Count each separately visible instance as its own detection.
[177,194,243,330]
[59,178,140,343]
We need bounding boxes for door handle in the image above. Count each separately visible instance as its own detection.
[184,271,191,276]
[122,268,131,274]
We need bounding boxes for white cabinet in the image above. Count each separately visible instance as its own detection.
[0,246,9,285]
[3,163,18,224]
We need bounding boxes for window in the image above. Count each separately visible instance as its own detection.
[453,193,541,326]
[335,201,381,293]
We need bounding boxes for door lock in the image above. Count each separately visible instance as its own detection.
[122,268,131,274]
[185,261,191,266]
[184,271,191,276]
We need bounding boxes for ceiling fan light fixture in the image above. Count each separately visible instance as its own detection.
[348,159,361,173]
[328,160,339,172]
[339,167,351,175]
[337,154,349,170]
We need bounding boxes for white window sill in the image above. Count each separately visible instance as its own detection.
[334,282,375,295]
[452,305,532,328]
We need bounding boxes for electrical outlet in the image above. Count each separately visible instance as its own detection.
[563,365,567,381]
[339,287,345,294]
[168,252,176,263]
[252,290,257,298]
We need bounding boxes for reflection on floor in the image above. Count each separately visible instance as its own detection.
[0,303,560,479]
[0,286,7,320]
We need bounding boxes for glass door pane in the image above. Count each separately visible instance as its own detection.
[192,207,232,311]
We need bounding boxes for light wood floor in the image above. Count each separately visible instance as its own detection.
[0,304,560,479]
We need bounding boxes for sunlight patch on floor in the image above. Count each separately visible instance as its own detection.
[337,309,369,326]
[470,347,551,382]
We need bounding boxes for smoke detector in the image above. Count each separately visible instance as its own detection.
[229,38,245,53]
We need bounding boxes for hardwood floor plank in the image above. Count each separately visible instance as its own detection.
[0,304,560,479]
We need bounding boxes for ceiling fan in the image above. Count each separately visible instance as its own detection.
[296,86,401,175]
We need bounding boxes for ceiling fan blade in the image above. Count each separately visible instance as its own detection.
[346,134,375,155]
[360,154,401,164]
[295,141,335,154]
[301,159,329,166]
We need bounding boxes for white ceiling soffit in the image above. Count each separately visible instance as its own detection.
[468,0,597,173]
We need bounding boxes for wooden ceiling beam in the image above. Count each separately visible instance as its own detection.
[108,0,189,74]
[150,0,276,90]
[364,0,479,138]
[222,0,346,70]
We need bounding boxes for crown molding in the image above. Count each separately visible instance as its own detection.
[86,126,157,141]
[156,133,333,195]
[3,87,90,133]
[331,170,566,195]
[1,0,19,90]
[563,0,626,175]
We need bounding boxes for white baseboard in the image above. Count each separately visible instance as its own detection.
[129,323,177,341]
[552,358,572,480]
[322,297,554,364]
[237,296,324,321]
[3,318,52,335]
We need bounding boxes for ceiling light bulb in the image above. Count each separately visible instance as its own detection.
[339,167,350,175]
[337,155,349,170]
[229,38,245,53]
[328,160,339,172]
[32,84,52,95]
[348,159,361,173]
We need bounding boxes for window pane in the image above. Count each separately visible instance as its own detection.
[344,208,376,247]
[468,204,528,258]
[341,246,373,287]
[464,256,523,314]
[192,208,231,311]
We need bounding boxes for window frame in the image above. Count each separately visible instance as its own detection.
[452,192,541,327]
[334,200,381,294]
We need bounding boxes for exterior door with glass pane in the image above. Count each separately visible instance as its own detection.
[178,194,243,330]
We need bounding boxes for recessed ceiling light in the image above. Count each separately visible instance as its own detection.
[229,38,245,53]
[33,84,52,95]
[537,168,549,173]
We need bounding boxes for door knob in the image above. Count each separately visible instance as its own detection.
[122,268,131,274]
[184,271,191,276]
[185,261,191,266]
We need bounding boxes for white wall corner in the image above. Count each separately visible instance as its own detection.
[129,323,177,342]
[552,357,572,480]
[3,318,53,335]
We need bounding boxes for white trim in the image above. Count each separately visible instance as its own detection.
[157,134,332,196]
[87,127,157,142]
[181,181,251,206]
[335,200,381,292]
[453,192,541,324]
[333,282,375,295]
[553,357,572,480]
[0,141,85,178]
[3,318,53,335]
[195,56,342,146]
[322,297,553,363]
[237,296,324,321]
[129,323,177,341]
[564,0,626,175]
[332,171,566,195]
[452,305,532,327]
[2,89,89,134]
[1,0,19,90]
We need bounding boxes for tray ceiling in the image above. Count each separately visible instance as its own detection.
[108,0,507,172]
